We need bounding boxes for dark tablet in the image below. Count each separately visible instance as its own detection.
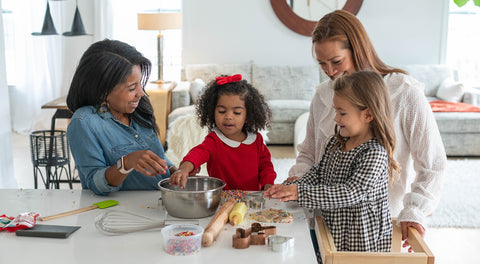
[15,224,80,238]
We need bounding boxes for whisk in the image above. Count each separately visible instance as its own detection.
[95,210,165,235]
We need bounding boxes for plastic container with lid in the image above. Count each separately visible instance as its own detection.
[161,224,204,256]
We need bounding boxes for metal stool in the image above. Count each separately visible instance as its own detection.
[30,130,73,189]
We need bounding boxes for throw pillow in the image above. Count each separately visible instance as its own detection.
[190,78,206,104]
[436,77,465,103]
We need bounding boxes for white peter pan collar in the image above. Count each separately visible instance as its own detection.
[213,127,257,148]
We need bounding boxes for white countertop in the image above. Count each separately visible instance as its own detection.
[0,189,317,264]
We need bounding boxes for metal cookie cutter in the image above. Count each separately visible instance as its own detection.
[232,223,278,248]
[250,222,276,245]
[268,235,294,252]
[232,228,252,249]
[251,223,276,236]
[242,191,265,209]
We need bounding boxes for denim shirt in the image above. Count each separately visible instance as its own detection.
[67,106,172,196]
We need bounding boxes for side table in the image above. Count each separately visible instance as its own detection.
[145,82,176,146]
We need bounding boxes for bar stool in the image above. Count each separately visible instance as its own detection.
[30,130,73,189]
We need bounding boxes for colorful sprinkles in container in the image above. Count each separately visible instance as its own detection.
[162,224,203,256]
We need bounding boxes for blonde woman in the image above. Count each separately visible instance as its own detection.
[288,10,446,249]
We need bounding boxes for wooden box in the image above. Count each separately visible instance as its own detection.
[315,216,434,264]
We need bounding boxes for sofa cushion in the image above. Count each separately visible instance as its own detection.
[252,65,319,101]
[436,77,465,103]
[171,81,191,110]
[268,99,311,123]
[190,78,206,104]
[402,64,456,97]
[434,112,480,133]
[266,122,294,144]
[185,64,252,83]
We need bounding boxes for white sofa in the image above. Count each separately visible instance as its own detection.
[168,64,327,144]
[294,64,480,157]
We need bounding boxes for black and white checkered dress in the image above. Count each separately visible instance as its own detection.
[290,136,392,252]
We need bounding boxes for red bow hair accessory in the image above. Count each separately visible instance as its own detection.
[215,74,242,85]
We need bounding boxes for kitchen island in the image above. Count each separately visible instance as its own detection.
[0,189,317,263]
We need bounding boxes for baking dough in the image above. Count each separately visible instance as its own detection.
[248,208,293,223]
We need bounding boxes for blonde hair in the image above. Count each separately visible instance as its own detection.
[312,10,406,76]
[332,71,400,183]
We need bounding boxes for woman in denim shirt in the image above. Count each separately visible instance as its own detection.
[66,39,175,196]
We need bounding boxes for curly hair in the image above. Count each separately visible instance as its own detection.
[196,77,272,133]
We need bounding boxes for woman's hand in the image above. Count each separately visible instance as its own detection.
[282,176,299,183]
[124,150,168,176]
[264,184,298,202]
[401,221,426,252]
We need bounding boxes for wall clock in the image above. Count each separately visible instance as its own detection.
[271,0,363,36]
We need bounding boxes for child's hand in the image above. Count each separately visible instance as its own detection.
[263,184,273,192]
[264,184,298,202]
[189,166,201,176]
[168,170,189,189]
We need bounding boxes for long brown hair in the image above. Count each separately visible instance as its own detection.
[332,71,400,183]
[312,10,406,76]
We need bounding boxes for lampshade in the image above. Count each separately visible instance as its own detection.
[137,12,182,83]
[63,5,88,36]
[32,1,58,35]
[137,12,182,30]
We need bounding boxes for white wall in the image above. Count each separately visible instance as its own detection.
[0,0,16,188]
[182,0,448,67]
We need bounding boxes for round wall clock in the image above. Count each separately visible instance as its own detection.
[271,0,363,36]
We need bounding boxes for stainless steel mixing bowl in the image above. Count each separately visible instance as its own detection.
[158,176,226,219]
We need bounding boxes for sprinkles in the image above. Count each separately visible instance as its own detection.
[162,224,203,256]
[222,190,248,202]
[174,231,195,236]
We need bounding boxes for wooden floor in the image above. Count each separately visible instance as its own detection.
[10,134,480,263]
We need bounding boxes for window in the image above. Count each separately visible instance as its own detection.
[446,1,480,88]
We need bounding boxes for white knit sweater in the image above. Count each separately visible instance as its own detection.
[289,73,447,227]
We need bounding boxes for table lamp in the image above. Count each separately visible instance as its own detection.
[137,12,182,83]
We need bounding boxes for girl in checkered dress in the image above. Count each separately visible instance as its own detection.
[265,71,400,252]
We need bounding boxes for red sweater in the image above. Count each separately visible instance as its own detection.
[182,130,276,191]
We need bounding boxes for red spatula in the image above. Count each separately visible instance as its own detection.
[39,200,119,221]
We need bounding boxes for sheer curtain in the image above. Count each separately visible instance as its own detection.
[9,0,63,134]
[0,0,15,188]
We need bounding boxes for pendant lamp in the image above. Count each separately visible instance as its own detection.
[32,1,58,36]
[63,0,88,36]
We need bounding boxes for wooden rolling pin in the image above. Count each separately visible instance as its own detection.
[202,198,236,247]
[229,202,247,226]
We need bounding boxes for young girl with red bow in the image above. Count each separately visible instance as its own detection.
[169,74,276,191]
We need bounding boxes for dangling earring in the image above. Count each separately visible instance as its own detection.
[100,101,109,113]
